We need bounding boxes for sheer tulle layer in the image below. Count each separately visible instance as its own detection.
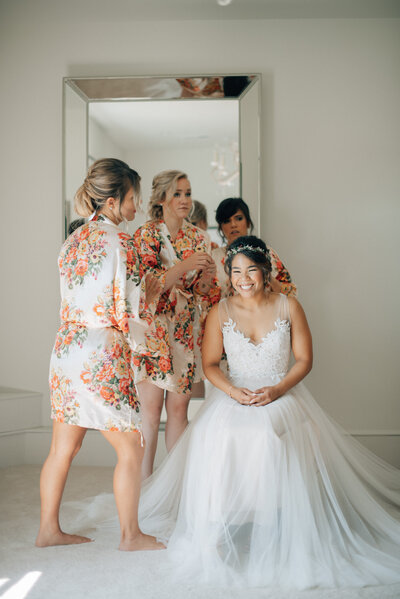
[137,382,400,589]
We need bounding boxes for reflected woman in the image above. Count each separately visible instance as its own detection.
[189,199,219,250]
[212,197,297,298]
[133,170,220,479]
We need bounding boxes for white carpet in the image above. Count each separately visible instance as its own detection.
[1,465,400,599]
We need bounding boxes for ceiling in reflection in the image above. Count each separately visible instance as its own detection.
[69,76,252,100]
[89,100,238,150]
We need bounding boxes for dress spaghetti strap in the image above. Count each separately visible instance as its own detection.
[277,293,291,324]
[217,298,231,330]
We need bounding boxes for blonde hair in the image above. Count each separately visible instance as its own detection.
[189,200,207,227]
[148,170,188,220]
[74,158,141,218]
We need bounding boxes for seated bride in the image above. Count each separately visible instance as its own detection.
[136,235,400,589]
[73,235,400,590]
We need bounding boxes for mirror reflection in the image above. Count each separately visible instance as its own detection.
[63,74,260,242]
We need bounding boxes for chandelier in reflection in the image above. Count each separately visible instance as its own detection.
[211,142,239,187]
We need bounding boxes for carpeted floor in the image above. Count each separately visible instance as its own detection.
[1,465,400,599]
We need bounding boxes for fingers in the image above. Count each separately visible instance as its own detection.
[144,274,162,304]
[238,388,259,405]
[145,274,161,290]
[251,392,275,406]
[242,388,256,397]
[253,399,273,407]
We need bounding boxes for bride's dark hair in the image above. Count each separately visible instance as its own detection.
[225,235,272,286]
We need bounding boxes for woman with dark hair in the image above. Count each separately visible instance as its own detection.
[125,234,398,588]
[213,197,297,298]
[36,158,163,552]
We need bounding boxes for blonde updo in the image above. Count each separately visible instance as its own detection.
[148,170,188,220]
[74,158,141,218]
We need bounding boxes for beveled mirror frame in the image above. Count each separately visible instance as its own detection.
[62,74,261,240]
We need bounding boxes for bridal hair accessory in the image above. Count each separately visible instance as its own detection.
[226,244,267,257]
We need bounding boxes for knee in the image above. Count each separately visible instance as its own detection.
[143,403,163,428]
[166,400,189,421]
[117,434,144,464]
[50,438,83,462]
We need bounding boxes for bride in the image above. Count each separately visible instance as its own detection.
[135,235,400,589]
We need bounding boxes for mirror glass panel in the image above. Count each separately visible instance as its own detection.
[63,75,260,241]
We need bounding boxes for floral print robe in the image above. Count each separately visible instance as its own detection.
[133,219,220,394]
[49,215,154,432]
[211,245,298,298]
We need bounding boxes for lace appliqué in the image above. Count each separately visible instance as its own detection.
[222,318,291,383]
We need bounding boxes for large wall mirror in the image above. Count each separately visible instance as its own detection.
[63,74,260,241]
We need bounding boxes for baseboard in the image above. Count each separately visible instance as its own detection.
[0,426,168,469]
[1,426,399,469]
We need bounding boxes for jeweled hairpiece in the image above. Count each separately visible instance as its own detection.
[226,244,267,257]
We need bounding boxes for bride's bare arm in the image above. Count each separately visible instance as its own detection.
[202,305,258,405]
[252,297,313,406]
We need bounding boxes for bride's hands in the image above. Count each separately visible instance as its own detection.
[249,386,281,406]
[229,387,259,405]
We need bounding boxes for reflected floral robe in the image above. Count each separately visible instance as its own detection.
[133,219,220,394]
[49,215,155,432]
[212,245,298,298]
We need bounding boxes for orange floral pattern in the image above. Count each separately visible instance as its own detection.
[49,215,156,432]
[59,226,108,289]
[50,368,80,425]
[54,300,88,358]
[133,219,220,394]
[80,341,139,413]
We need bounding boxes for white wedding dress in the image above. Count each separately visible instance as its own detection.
[136,294,400,589]
[77,294,400,589]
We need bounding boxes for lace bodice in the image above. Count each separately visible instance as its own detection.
[220,295,291,387]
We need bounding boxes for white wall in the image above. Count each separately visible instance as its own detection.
[89,117,129,164]
[0,7,399,443]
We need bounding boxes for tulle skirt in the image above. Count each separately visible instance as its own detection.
[71,380,400,590]
[137,380,400,589]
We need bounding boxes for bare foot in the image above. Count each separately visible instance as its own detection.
[35,530,93,547]
[119,532,165,551]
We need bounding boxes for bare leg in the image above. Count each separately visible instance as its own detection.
[36,421,91,547]
[137,381,164,480]
[101,429,164,551]
[164,390,191,452]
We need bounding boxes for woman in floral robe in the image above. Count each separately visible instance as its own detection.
[36,159,163,552]
[133,170,220,479]
[213,197,297,298]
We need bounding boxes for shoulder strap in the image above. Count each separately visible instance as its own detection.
[217,298,231,329]
[278,293,291,323]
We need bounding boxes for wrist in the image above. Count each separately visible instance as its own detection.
[272,383,283,399]
[174,261,186,279]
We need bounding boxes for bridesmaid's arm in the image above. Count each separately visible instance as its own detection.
[252,297,313,406]
[268,247,298,297]
[202,305,258,405]
[133,226,209,294]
